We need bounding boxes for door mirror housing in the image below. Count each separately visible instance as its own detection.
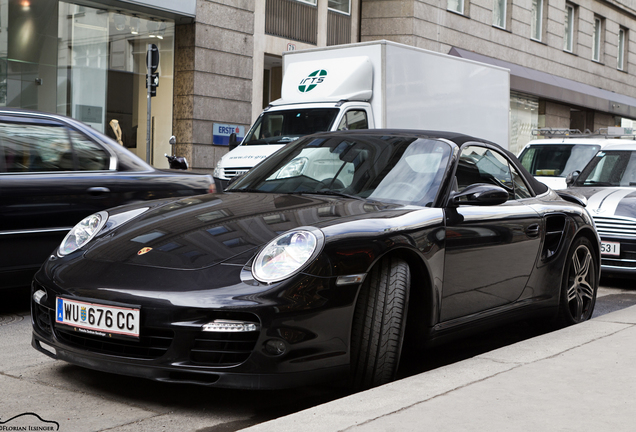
[229,133,238,150]
[565,170,580,186]
[449,183,509,207]
[169,136,176,146]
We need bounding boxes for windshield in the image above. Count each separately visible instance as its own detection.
[227,134,452,207]
[575,150,636,187]
[242,109,339,145]
[519,144,600,178]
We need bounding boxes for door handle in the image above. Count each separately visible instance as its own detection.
[87,187,110,196]
[525,223,540,238]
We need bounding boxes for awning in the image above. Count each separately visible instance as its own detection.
[449,47,636,119]
[73,0,196,24]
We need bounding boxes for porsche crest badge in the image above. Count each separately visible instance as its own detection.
[137,247,152,256]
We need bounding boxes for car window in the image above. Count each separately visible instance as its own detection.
[0,123,72,172]
[337,110,368,131]
[0,122,111,173]
[457,145,516,200]
[69,129,110,171]
[577,150,636,186]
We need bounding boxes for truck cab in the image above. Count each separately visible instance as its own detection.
[213,103,374,190]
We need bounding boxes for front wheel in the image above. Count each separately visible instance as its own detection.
[350,256,410,391]
[558,236,598,325]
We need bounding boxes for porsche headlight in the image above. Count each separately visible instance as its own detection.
[57,207,149,257]
[252,228,324,283]
[58,211,108,256]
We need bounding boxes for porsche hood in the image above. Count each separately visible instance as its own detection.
[82,192,404,270]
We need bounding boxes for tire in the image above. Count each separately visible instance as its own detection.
[350,256,410,391]
[558,236,598,326]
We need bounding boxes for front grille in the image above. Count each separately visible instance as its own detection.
[593,216,636,238]
[34,303,53,335]
[55,327,173,360]
[190,331,259,366]
[602,258,636,268]
[224,167,250,178]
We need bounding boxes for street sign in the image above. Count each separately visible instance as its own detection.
[145,44,159,74]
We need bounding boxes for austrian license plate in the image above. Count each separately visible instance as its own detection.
[600,241,620,257]
[56,297,140,340]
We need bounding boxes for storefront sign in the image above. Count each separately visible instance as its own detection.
[213,124,245,146]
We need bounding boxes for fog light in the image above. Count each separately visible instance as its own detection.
[264,339,287,356]
[202,320,258,332]
[33,289,46,305]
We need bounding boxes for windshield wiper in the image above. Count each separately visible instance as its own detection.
[297,190,369,201]
[583,181,614,186]
[229,187,269,193]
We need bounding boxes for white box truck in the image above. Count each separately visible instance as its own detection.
[213,40,510,188]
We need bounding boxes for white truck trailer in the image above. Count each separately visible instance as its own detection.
[213,40,510,188]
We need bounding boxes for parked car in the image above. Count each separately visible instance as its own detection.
[518,135,618,190]
[566,142,636,275]
[31,130,599,390]
[0,108,214,290]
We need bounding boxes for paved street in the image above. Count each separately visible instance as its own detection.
[0,277,634,432]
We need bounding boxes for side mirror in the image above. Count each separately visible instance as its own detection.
[565,170,580,186]
[449,183,509,207]
[229,133,238,150]
[169,136,176,146]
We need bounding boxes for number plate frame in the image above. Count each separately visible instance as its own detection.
[55,297,140,340]
[600,241,621,257]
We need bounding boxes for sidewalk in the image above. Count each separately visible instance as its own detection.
[242,304,636,431]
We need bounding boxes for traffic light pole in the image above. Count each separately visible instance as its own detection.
[146,43,152,164]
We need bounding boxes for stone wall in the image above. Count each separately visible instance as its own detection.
[173,0,255,171]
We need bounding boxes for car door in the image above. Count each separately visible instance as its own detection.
[440,144,542,322]
[0,115,119,287]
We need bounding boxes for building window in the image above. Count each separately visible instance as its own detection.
[298,0,317,4]
[564,4,575,52]
[618,28,627,71]
[329,0,350,14]
[592,16,603,62]
[531,0,543,41]
[448,0,465,15]
[493,0,507,28]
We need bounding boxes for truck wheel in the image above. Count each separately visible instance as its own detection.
[350,256,410,390]
[558,237,598,325]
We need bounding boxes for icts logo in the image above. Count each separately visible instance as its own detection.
[298,69,327,93]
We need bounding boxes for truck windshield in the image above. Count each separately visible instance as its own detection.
[519,144,600,178]
[242,108,339,146]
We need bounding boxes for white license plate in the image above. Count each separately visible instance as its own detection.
[56,297,140,339]
[600,241,620,257]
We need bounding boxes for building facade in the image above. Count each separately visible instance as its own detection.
[360,0,636,154]
[2,0,636,168]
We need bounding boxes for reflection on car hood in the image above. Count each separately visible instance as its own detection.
[568,187,636,218]
[84,192,406,270]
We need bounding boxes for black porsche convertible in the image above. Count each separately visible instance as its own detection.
[31,130,600,390]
